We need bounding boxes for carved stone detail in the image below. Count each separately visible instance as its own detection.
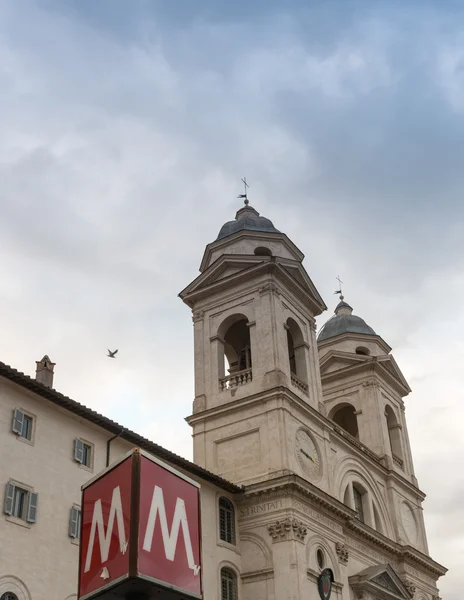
[403,580,416,596]
[192,310,204,323]
[259,282,280,296]
[373,574,398,592]
[363,378,380,389]
[432,595,441,600]
[335,542,349,564]
[267,518,308,543]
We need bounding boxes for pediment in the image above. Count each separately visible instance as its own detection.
[349,564,412,599]
[319,351,411,396]
[179,254,269,303]
[180,254,326,315]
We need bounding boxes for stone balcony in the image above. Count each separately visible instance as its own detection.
[220,368,253,391]
[290,373,309,396]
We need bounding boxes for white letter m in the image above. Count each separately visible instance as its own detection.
[143,485,197,571]
[84,486,127,573]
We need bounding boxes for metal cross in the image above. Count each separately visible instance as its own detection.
[237,177,249,205]
[334,275,343,297]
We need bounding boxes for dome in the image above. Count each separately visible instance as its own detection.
[217,203,280,240]
[318,297,376,342]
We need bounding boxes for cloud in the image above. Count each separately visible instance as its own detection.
[0,1,462,597]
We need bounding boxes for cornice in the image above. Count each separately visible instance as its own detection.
[318,331,392,354]
[187,386,424,499]
[320,357,411,397]
[199,229,305,273]
[180,259,326,315]
[240,475,446,580]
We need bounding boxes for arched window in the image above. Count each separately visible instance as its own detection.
[1,594,19,600]
[218,315,252,391]
[219,497,236,544]
[353,485,365,523]
[221,567,238,600]
[343,481,384,532]
[385,405,403,466]
[330,403,359,439]
[286,317,308,394]
[355,346,370,356]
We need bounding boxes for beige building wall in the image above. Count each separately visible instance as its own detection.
[0,377,240,600]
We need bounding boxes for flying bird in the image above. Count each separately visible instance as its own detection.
[107,349,118,358]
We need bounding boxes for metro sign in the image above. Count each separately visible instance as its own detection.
[78,449,202,600]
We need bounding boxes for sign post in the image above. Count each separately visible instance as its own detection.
[78,448,202,600]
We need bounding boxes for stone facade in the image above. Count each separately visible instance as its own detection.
[0,201,446,600]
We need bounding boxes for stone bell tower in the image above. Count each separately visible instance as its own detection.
[180,196,446,600]
[179,198,327,485]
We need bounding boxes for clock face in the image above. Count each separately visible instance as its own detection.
[295,429,321,479]
[401,502,417,544]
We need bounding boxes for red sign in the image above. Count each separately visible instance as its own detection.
[138,455,201,596]
[78,449,202,600]
[79,455,132,599]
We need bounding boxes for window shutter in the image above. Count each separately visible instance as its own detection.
[69,507,80,538]
[26,492,38,523]
[4,482,15,515]
[74,438,84,463]
[12,408,24,434]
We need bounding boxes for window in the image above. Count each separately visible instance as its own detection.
[219,497,236,545]
[69,506,81,539]
[221,567,237,600]
[4,482,38,523]
[74,438,93,468]
[286,317,308,390]
[11,408,33,441]
[1,593,19,600]
[330,403,359,439]
[316,548,325,570]
[353,486,365,523]
[218,314,252,391]
[355,346,370,356]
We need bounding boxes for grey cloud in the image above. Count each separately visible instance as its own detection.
[0,2,462,597]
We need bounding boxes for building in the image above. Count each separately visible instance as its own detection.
[0,199,446,600]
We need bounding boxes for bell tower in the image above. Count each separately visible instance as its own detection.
[180,198,446,600]
[179,199,327,485]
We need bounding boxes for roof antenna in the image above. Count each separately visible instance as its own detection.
[237,176,249,205]
[334,275,344,301]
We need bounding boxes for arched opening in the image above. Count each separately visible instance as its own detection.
[1,594,19,600]
[385,405,403,467]
[330,403,359,439]
[353,485,365,523]
[218,314,252,391]
[355,346,370,356]
[286,317,308,395]
[219,497,236,545]
[221,567,238,600]
[254,246,272,256]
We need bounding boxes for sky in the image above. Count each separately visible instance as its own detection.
[0,0,463,596]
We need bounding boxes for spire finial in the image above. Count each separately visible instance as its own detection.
[334,275,344,301]
[237,176,249,205]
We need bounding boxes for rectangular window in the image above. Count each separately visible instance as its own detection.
[74,438,93,468]
[12,408,34,441]
[4,482,38,524]
[12,487,27,519]
[69,506,81,539]
[353,486,365,523]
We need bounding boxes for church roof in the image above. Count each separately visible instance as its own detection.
[318,296,376,342]
[216,203,280,240]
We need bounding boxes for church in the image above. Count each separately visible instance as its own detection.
[0,198,446,600]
